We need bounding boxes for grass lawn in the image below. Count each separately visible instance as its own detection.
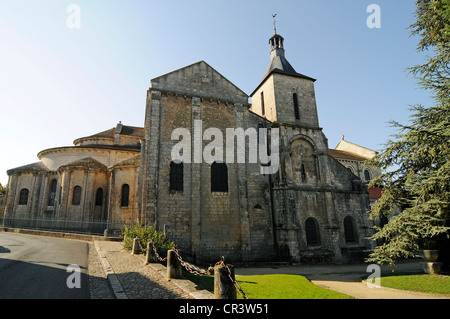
[367,273,450,295]
[183,272,354,299]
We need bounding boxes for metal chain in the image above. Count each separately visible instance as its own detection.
[134,236,167,262]
[216,257,249,299]
[133,237,248,299]
[172,246,215,276]
[149,238,167,262]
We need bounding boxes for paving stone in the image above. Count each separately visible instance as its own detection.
[91,241,206,299]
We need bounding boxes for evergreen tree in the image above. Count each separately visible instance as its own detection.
[366,0,450,266]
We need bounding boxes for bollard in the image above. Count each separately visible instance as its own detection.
[131,238,140,255]
[145,242,157,264]
[166,249,182,279]
[214,264,237,299]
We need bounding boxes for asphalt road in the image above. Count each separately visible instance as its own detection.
[0,232,89,299]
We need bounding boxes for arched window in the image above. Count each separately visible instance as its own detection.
[344,216,358,243]
[48,179,57,206]
[121,184,130,207]
[95,188,103,206]
[364,169,371,181]
[19,188,29,205]
[170,161,183,191]
[301,164,307,183]
[72,186,82,205]
[293,93,300,120]
[305,218,320,246]
[211,162,228,192]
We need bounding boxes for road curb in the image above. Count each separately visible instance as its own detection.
[94,241,128,299]
[0,226,120,242]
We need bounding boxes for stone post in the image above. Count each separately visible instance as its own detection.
[214,264,237,299]
[145,242,157,264]
[131,238,140,255]
[166,249,182,279]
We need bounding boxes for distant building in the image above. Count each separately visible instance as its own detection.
[3,123,143,232]
[330,135,382,204]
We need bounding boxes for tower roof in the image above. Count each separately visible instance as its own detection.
[251,32,315,96]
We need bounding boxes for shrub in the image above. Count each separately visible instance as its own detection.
[121,222,174,259]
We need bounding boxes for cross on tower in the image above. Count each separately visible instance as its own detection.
[272,14,277,34]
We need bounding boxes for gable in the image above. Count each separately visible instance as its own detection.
[150,61,248,104]
[334,138,377,160]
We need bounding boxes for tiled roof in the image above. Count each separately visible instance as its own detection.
[60,157,108,170]
[328,149,368,161]
[111,154,141,168]
[7,161,49,174]
[81,125,144,140]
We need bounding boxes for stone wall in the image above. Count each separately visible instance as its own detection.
[141,61,279,262]
[142,89,278,263]
[0,193,7,218]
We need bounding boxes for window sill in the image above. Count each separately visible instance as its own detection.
[211,192,229,197]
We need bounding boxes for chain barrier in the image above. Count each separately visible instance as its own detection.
[215,256,249,299]
[133,236,248,299]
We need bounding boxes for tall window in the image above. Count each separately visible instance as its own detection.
[364,169,371,182]
[260,91,265,116]
[170,161,183,191]
[344,216,358,243]
[48,179,57,206]
[121,184,130,207]
[72,186,82,205]
[293,93,300,120]
[305,218,320,246]
[19,188,29,205]
[211,162,228,192]
[95,188,103,206]
[301,164,307,183]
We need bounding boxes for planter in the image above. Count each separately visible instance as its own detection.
[421,249,439,262]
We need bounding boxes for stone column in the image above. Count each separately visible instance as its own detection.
[144,89,162,226]
[235,103,251,260]
[190,100,202,257]
[30,173,43,219]
[4,173,18,222]
[59,168,71,220]
[82,169,94,222]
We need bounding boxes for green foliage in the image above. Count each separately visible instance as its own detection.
[0,184,7,196]
[121,222,174,258]
[366,0,450,266]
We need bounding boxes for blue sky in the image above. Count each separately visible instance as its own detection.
[0,0,432,185]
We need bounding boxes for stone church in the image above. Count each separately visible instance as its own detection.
[3,31,380,263]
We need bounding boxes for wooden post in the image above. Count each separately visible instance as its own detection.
[166,249,182,279]
[214,264,237,299]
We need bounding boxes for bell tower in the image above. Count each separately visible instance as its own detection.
[250,29,320,128]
